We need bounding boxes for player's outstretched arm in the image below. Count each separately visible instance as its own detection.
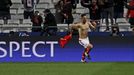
[69,23,80,31]
[69,23,80,36]
[88,21,96,29]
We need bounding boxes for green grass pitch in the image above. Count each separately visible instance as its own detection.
[0,62,134,75]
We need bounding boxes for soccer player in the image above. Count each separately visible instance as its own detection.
[70,14,96,62]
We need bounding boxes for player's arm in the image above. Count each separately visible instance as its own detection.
[88,21,96,29]
[69,23,80,36]
[69,23,80,31]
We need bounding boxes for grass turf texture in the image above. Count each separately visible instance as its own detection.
[0,62,134,75]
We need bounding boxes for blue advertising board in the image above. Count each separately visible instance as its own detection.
[0,35,134,62]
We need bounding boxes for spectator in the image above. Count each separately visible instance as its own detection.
[9,31,15,36]
[110,25,120,36]
[70,0,79,9]
[98,0,105,7]
[102,0,114,32]
[0,0,12,19]
[40,9,57,36]
[98,0,106,24]
[55,0,64,23]
[81,0,101,32]
[124,1,134,10]
[126,0,134,32]
[81,0,91,5]
[21,0,39,19]
[114,0,127,23]
[61,0,74,24]
[31,11,43,32]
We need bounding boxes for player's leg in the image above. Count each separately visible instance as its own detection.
[81,51,86,62]
[81,44,93,62]
[84,44,93,60]
[79,40,86,62]
[79,38,93,62]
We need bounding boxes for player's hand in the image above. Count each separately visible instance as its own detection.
[92,21,97,27]
[90,21,97,30]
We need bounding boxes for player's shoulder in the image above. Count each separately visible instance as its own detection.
[74,22,81,24]
[73,22,82,26]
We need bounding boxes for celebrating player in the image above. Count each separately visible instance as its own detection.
[70,14,96,62]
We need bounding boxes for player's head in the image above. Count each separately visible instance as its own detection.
[81,14,87,24]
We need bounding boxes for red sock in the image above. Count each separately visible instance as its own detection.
[85,47,92,54]
[82,52,85,60]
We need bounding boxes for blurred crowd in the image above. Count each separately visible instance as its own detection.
[0,0,134,36]
[55,0,128,32]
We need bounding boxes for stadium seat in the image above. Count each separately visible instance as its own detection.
[100,18,114,24]
[1,25,19,33]
[0,20,3,25]
[36,3,49,9]
[73,13,81,22]
[118,23,131,31]
[82,8,89,14]
[77,4,84,9]
[12,0,21,3]
[52,0,58,4]
[10,9,17,15]
[40,0,52,4]
[76,8,85,14]
[18,24,32,32]
[57,24,69,32]
[11,3,23,9]
[11,14,23,20]
[18,19,32,32]
[8,19,20,25]
[116,18,128,23]
[49,4,54,9]
[18,9,24,15]
[23,19,32,25]
[36,8,44,13]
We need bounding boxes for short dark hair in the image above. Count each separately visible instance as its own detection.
[35,11,39,13]
[44,9,50,13]
[81,14,86,17]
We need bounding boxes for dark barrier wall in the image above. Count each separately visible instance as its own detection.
[0,36,134,62]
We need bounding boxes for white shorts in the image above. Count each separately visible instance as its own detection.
[79,37,90,48]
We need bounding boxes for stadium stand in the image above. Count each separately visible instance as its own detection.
[0,20,3,25]
[0,0,132,33]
